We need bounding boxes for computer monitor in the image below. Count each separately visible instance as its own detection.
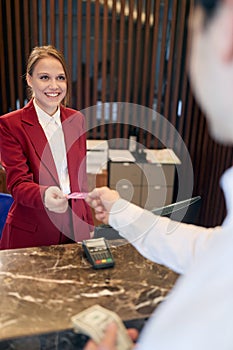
[151,196,201,224]
[94,196,201,240]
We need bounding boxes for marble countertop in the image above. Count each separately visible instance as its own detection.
[0,241,178,349]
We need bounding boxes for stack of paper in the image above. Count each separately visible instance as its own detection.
[144,148,181,164]
[86,140,109,174]
[108,149,136,162]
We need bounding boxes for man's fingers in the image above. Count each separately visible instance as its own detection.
[99,322,118,348]
[83,322,118,350]
[127,328,139,342]
[83,340,97,350]
[86,197,102,209]
[94,205,106,213]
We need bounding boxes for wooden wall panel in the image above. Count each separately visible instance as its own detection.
[14,0,24,106]
[0,0,232,227]
[58,0,65,51]
[0,1,7,112]
[76,0,83,109]
[5,0,15,108]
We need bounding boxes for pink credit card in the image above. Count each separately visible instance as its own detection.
[66,192,88,199]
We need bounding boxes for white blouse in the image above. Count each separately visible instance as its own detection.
[34,100,70,194]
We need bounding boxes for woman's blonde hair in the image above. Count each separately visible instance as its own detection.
[26,45,70,105]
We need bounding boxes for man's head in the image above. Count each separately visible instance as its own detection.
[189,0,233,144]
[195,0,219,18]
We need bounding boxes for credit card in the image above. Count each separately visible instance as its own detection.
[66,192,88,199]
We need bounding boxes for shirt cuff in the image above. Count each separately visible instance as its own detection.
[109,198,159,243]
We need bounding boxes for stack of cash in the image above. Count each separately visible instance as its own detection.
[71,304,134,350]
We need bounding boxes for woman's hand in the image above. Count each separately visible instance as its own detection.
[44,186,68,213]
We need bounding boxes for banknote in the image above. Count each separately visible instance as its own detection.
[71,304,133,350]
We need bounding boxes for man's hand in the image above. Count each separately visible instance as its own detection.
[44,186,68,213]
[84,322,138,350]
[84,322,117,350]
[86,187,120,225]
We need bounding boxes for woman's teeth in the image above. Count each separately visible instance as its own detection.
[46,93,59,97]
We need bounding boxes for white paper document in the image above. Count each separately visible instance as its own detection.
[109,149,136,162]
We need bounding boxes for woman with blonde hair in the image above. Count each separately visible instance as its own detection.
[0,45,93,249]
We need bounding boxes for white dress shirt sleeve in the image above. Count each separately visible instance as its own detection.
[109,199,220,274]
[136,224,233,350]
[109,169,233,349]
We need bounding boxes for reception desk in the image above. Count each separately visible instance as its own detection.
[0,241,178,349]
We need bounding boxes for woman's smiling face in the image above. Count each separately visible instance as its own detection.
[26,56,67,116]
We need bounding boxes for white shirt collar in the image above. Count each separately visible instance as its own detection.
[33,99,61,128]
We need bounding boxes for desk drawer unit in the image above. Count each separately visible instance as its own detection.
[141,163,175,210]
[109,162,142,206]
[141,163,175,187]
[108,161,176,209]
[109,162,142,185]
[141,185,173,210]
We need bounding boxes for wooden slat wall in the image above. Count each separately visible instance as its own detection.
[0,1,7,113]
[0,0,232,227]
[5,1,15,109]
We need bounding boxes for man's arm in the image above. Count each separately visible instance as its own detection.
[86,187,218,274]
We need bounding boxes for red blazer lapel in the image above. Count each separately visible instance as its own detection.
[61,107,87,192]
[21,100,59,185]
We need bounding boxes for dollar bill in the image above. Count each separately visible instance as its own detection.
[71,304,133,350]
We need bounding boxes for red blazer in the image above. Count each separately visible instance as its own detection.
[0,100,94,249]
